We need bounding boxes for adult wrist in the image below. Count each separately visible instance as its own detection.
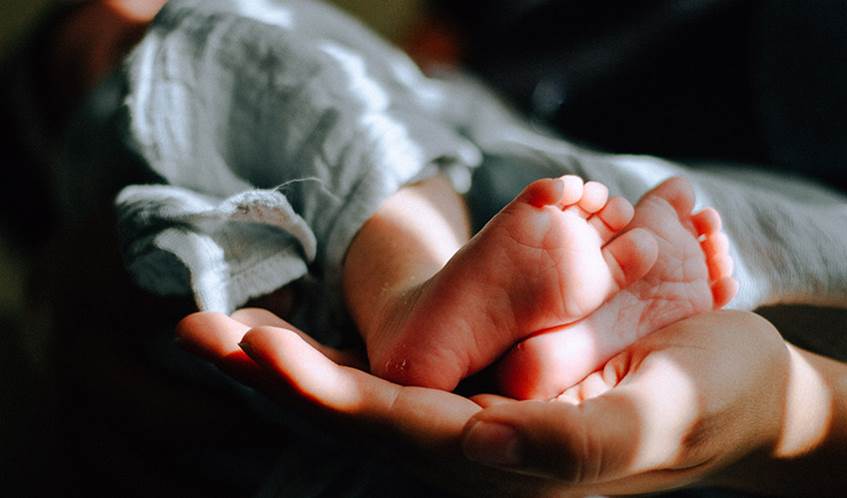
[712,338,847,496]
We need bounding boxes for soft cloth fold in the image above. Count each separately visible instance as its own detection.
[117,0,480,314]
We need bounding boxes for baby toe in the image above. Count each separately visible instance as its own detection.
[578,181,609,214]
[692,207,722,236]
[708,252,734,282]
[701,232,730,259]
[519,177,567,208]
[557,175,585,207]
[642,176,695,217]
[711,277,739,308]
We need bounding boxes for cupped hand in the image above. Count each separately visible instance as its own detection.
[177,309,792,497]
[176,309,569,497]
[463,311,791,495]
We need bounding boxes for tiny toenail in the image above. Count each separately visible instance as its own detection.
[463,421,523,467]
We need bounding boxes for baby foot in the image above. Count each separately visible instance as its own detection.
[367,175,659,391]
[497,176,739,400]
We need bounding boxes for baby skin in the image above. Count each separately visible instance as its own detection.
[343,175,737,399]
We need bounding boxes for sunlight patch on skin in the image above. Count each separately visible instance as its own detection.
[625,356,700,471]
[775,345,832,458]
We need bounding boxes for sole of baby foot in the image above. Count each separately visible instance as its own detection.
[368,175,658,391]
[498,176,739,400]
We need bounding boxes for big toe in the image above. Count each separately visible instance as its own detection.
[711,277,739,309]
[518,177,567,208]
[640,176,696,217]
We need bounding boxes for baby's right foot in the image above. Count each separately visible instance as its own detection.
[366,176,659,391]
[497,177,738,399]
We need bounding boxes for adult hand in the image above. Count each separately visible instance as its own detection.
[177,308,566,497]
[177,309,846,497]
[463,310,847,497]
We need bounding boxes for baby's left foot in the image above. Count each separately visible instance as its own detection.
[498,177,738,399]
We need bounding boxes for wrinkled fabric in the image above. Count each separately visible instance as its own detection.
[117,0,480,315]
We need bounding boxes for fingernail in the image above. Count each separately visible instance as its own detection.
[463,421,522,467]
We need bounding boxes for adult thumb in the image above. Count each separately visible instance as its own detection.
[460,368,696,485]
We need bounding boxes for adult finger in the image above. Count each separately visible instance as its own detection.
[239,326,482,452]
[180,314,599,496]
[175,311,267,384]
[176,312,251,359]
[231,308,367,369]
